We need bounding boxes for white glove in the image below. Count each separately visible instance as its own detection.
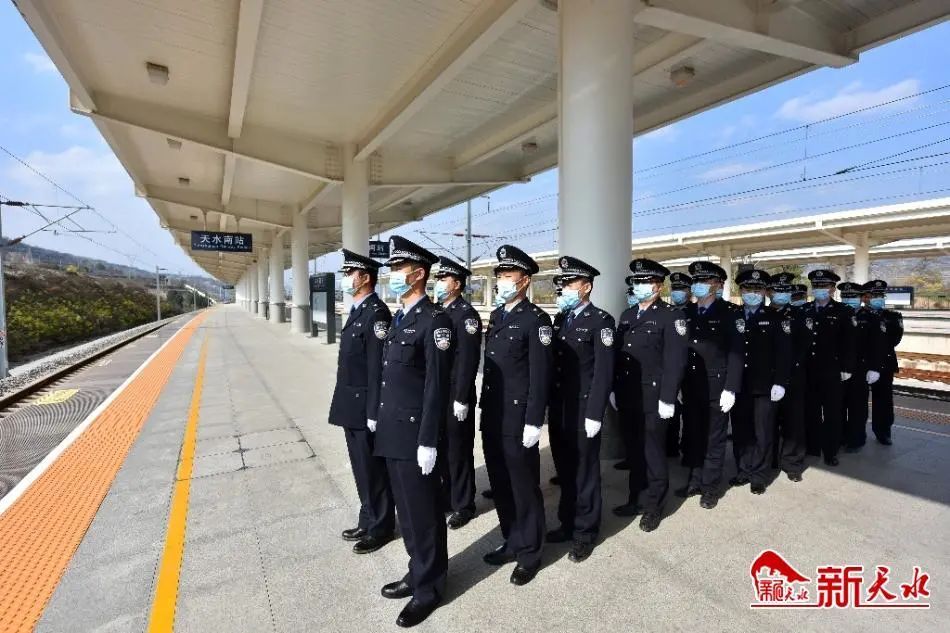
[367,419,377,432]
[584,418,602,438]
[719,390,736,413]
[417,446,437,475]
[770,385,786,402]
[657,400,675,419]
[453,401,469,421]
[522,424,542,448]
[608,392,617,411]
[866,370,880,385]
[841,372,852,381]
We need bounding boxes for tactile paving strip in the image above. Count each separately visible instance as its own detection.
[0,312,208,633]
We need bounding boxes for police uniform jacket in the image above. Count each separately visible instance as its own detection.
[801,299,856,377]
[682,299,744,397]
[614,299,688,410]
[775,304,809,381]
[550,303,616,424]
[739,305,793,395]
[852,306,888,374]
[481,300,553,437]
[444,296,482,406]
[878,309,903,373]
[328,293,391,429]
[374,296,453,460]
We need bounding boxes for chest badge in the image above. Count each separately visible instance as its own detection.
[675,319,687,336]
[601,328,614,347]
[464,318,479,335]
[735,318,746,334]
[539,325,553,346]
[781,320,791,335]
[373,321,388,339]
[805,317,814,331]
[434,327,452,351]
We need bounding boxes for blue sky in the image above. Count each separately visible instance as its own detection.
[1,2,948,279]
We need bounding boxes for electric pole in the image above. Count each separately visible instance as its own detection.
[0,206,8,378]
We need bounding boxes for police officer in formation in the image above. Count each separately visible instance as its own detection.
[328,249,395,554]
[730,269,792,494]
[433,256,482,529]
[480,245,552,585]
[677,261,743,509]
[666,272,692,457]
[547,256,615,562]
[865,280,903,445]
[612,259,688,532]
[373,236,452,627]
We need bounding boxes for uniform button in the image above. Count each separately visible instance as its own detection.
[652,381,656,386]
[693,339,697,343]
[380,402,384,407]
[384,361,388,366]
[491,351,495,355]
[410,416,415,422]
[382,382,386,386]
[744,364,748,367]
[355,393,360,398]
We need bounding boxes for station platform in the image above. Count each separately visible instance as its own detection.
[1,304,947,632]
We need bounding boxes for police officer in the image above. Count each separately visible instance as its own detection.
[433,256,482,529]
[613,259,688,531]
[373,236,452,628]
[839,281,888,452]
[546,256,614,563]
[480,245,552,585]
[731,270,792,494]
[667,272,692,457]
[864,280,903,445]
[791,284,808,308]
[676,261,743,509]
[802,269,855,467]
[328,250,395,554]
[768,272,808,481]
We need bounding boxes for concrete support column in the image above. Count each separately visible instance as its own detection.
[257,248,269,318]
[853,232,870,284]
[291,209,311,333]
[342,143,369,311]
[719,246,733,301]
[249,263,259,313]
[269,232,286,323]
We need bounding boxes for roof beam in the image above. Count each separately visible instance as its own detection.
[634,0,856,68]
[354,0,537,161]
[845,0,950,53]
[227,0,265,138]
[141,185,293,228]
[221,154,237,205]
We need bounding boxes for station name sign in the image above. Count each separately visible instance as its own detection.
[191,230,253,252]
[369,240,390,259]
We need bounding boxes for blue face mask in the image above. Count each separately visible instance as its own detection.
[388,271,412,297]
[742,292,764,307]
[556,288,581,312]
[869,297,886,310]
[670,289,688,305]
[341,274,358,296]
[632,283,656,302]
[691,282,711,298]
[791,298,806,307]
[627,293,638,308]
[434,280,450,302]
[842,297,861,308]
[716,287,724,299]
[493,287,504,307]
[813,288,831,301]
[772,292,791,306]
[496,278,521,303]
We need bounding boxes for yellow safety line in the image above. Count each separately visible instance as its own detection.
[147,336,208,633]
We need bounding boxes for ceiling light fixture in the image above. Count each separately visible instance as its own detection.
[670,65,695,88]
[178,177,191,186]
[146,61,170,85]
[166,138,182,150]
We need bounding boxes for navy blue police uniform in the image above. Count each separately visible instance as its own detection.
[480,245,552,578]
[770,273,809,480]
[547,256,615,556]
[328,249,395,545]
[373,237,453,614]
[679,261,743,505]
[433,257,482,524]
[865,280,903,444]
[613,259,688,530]
[666,271,692,458]
[731,270,793,492]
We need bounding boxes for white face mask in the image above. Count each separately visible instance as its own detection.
[496,278,521,302]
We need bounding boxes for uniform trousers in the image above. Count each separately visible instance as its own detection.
[871,371,895,441]
[553,417,602,543]
[732,393,776,486]
[439,401,476,513]
[776,373,806,475]
[805,371,845,460]
[843,376,870,448]
[344,427,394,537]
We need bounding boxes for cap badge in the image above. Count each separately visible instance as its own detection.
[752,271,760,280]
[499,247,507,259]
[560,257,568,268]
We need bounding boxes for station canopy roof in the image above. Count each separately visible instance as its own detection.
[17,0,950,282]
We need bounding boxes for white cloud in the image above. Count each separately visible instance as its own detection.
[642,123,680,142]
[23,51,56,74]
[698,162,764,181]
[776,79,920,123]
[4,145,128,199]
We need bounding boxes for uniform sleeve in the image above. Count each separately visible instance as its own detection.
[840,306,857,374]
[724,315,744,394]
[526,311,553,428]
[890,312,904,348]
[612,317,627,396]
[419,312,453,448]
[453,309,482,405]
[772,316,793,388]
[585,313,616,422]
[365,306,391,420]
[868,313,889,372]
[660,311,688,404]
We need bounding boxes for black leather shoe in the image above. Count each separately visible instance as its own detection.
[824,456,840,467]
[353,534,393,554]
[481,489,494,500]
[699,494,718,510]
[381,579,413,599]
[751,483,766,495]
[396,598,440,628]
[674,485,701,498]
[447,510,474,530]
[639,512,661,532]
[483,543,515,566]
[786,472,803,482]
[877,436,892,446]
[729,476,749,487]
[545,526,571,543]
[510,564,538,586]
[568,541,594,563]
[612,502,641,517]
[341,526,366,542]
[613,459,631,471]
[549,476,561,486]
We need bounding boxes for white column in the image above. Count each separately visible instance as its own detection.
[269,232,286,323]
[249,263,259,313]
[342,143,370,311]
[557,0,634,321]
[719,246,733,301]
[291,209,311,333]
[257,248,269,317]
[852,232,870,284]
